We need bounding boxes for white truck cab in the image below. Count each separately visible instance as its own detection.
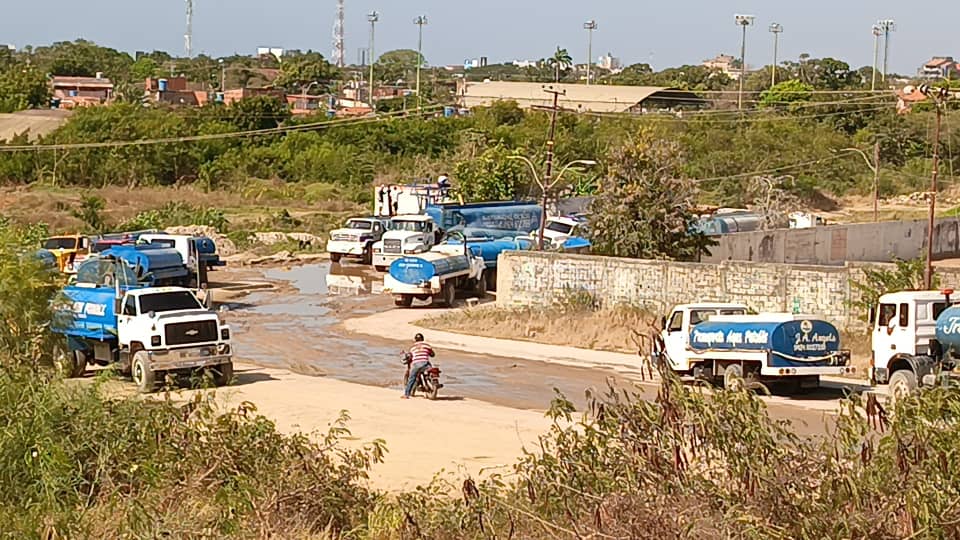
[660,303,750,372]
[527,216,586,249]
[870,290,951,388]
[326,217,388,265]
[372,214,439,272]
[138,233,205,287]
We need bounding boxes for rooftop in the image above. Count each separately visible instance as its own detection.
[51,76,114,88]
[459,81,704,113]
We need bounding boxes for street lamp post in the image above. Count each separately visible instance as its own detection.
[509,156,597,250]
[367,11,379,109]
[583,20,597,85]
[871,25,882,91]
[768,23,782,87]
[735,14,755,111]
[877,19,896,82]
[414,15,428,113]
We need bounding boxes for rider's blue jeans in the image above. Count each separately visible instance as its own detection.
[405,362,431,396]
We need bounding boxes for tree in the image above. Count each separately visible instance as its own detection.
[274,51,337,93]
[804,57,857,90]
[759,79,814,108]
[0,61,50,112]
[30,39,133,79]
[453,143,528,202]
[375,49,422,85]
[606,63,653,85]
[588,133,714,260]
[547,47,573,83]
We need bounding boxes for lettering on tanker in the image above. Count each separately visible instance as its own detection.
[942,316,960,335]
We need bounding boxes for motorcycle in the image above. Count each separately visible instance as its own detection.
[402,352,443,400]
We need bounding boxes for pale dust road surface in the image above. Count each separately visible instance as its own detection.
[203,262,862,490]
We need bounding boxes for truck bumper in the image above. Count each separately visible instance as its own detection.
[760,366,856,377]
[147,345,232,371]
[373,252,402,268]
[325,241,366,257]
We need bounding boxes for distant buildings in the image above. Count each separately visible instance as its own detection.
[457,80,704,113]
[50,74,114,109]
[463,57,489,70]
[919,56,959,79]
[702,53,740,78]
[597,53,622,72]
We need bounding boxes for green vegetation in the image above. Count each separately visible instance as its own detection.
[849,256,939,321]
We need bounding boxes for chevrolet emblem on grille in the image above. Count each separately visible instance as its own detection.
[185,329,199,336]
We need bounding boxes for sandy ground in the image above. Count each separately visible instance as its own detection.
[175,363,554,491]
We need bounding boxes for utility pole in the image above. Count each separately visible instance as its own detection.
[184,0,193,58]
[367,11,379,110]
[735,14,755,111]
[414,15,428,114]
[872,141,881,223]
[768,23,782,87]
[540,85,565,251]
[871,25,882,91]
[925,96,944,289]
[877,19,896,82]
[583,20,597,85]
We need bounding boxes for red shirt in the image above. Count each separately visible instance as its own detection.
[409,342,434,366]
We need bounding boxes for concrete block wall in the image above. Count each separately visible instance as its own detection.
[496,251,960,330]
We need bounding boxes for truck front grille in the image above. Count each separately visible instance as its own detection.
[384,239,402,254]
[165,320,218,346]
[332,233,357,242]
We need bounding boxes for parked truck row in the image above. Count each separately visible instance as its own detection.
[657,289,960,400]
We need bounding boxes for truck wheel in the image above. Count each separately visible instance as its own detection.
[394,295,414,308]
[53,343,86,378]
[485,269,498,292]
[473,274,487,298]
[889,370,918,403]
[723,364,745,392]
[441,281,456,307]
[131,351,157,394]
[329,253,342,263]
[212,362,234,387]
[362,245,373,265]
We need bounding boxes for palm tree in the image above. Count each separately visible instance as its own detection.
[547,47,573,83]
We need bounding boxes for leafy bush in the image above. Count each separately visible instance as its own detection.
[118,202,229,232]
[849,257,936,321]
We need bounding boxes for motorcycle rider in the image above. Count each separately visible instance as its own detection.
[402,333,435,399]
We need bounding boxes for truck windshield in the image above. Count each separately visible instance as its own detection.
[140,291,203,313]
[546,222,574,234]
[43,238,77,250]
[392,221,427,232]
[346,220,372,230]
[76,258,138,286]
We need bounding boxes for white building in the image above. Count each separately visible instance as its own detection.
[598,53,621,71]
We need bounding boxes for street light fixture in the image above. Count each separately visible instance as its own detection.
[877,19,896,82]
[583,20,597,85]
[734,14,755,111]
[367,11,379,109]
[508,156,597,250]
[414,15,428,114]
[768,23,782,87]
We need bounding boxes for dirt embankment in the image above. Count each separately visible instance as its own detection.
[418,305,657,354]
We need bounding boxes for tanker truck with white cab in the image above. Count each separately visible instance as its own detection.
[52,255,233,393]
[383,240,486,308]
[656,303,854,390]
[372,214,439,272]
[325,216,389,265]
[870,289,960,399]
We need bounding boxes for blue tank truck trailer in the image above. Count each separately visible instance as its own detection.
[51,253,233,393]
[655,303,855,390]
[383,239,488,308]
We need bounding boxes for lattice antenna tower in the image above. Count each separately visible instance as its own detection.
[185,0,194,58]
[332,0,345,67]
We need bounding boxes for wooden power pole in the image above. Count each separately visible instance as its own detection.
[539,86,565,251]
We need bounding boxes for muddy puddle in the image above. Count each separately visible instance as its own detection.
[224,263,636,410]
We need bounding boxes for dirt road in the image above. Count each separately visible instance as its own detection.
[206,262,860,489]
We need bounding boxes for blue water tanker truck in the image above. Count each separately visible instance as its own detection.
[656,303,854,391]
[383,242,487,308]
[52,255,233,392]
[91,243,198,288]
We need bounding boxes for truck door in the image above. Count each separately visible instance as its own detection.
[662,310,688,370]
[873,302,907,368]
[117,295,138,346]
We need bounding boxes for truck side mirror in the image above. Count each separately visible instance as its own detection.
[868,307,876,326]
[661,316,668,331]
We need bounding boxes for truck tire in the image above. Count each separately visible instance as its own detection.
[723,364,745,392]
[362,245,373,265]
[394,295,414,308]
[889,369,918,403]
[132,351,157,394]
[473,274,487,298]
[212,362,234,387]
[440,281,456,307]
[485,269,498,292]
[330,253,342,263]
[53,343,87,379]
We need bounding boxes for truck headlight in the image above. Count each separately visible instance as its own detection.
[221,328,230,340]
[151,335,161,346]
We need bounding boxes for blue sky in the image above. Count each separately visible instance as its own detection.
[2,0,955,73]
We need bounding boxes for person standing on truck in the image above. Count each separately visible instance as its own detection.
[437,173,451,199]
[402,333,435,399]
